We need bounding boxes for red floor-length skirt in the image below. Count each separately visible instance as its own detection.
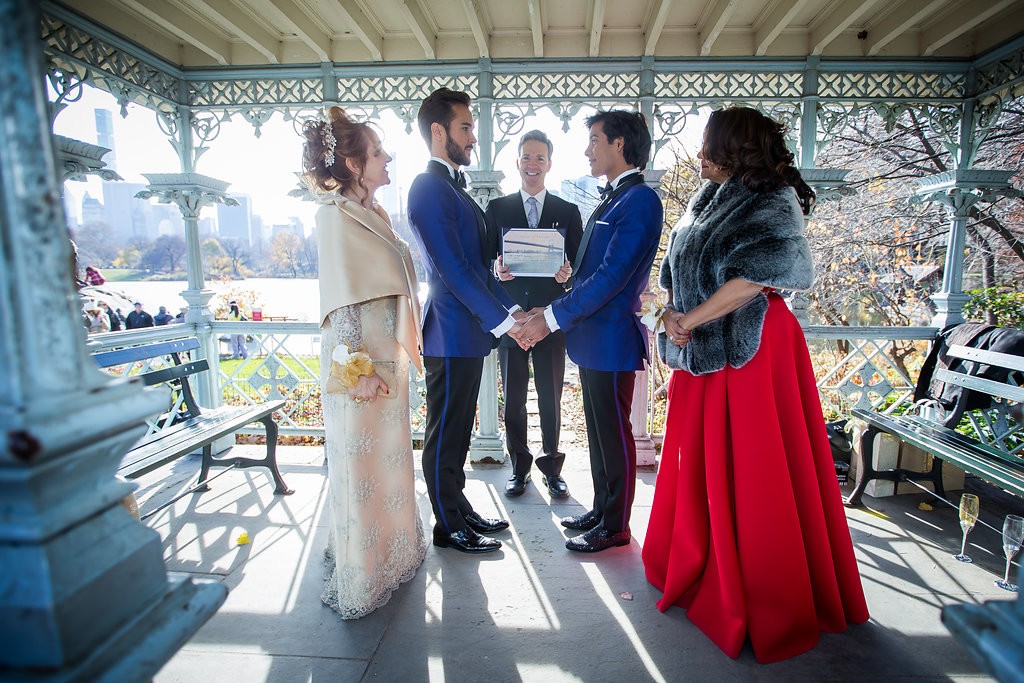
[642,294,869,663]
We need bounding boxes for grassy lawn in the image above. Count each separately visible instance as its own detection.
[219,355,321,378]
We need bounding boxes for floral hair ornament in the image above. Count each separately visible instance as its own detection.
[321,120,337,167]
[325,342,374,394]
[638,299,667,335]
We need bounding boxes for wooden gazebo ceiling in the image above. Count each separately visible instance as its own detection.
[57,0,1024,68]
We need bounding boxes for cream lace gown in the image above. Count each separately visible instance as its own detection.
[320,295,425,619]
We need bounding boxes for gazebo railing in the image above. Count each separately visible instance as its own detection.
[87,321,937,443]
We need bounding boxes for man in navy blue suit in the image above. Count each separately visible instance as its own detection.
[517,110,663,553]
[408,87,526,554]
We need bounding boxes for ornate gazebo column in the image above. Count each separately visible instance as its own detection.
[136,173,238,409]
[0,0,225,677]
[633,169,667,467]
[466,61,506,462]
[911,170,1022,328]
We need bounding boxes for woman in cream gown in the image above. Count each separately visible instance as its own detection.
[303,107,425,619]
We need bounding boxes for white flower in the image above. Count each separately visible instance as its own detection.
[638,300,666,334]
[332,342,355,365]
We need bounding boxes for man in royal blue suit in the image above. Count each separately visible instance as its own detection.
[517,110,663,553]
[408,87,525,554]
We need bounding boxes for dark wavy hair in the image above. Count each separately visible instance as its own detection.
[584,110,652,170]
[417,87,472,145]
[301,106,373,195]
[701,106,815,214]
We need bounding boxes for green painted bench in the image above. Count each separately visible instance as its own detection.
[846,344,1024,506]
[93,337,293,517]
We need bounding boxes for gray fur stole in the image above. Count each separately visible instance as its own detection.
[658,177,813,375]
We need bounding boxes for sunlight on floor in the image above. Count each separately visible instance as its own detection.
[581,563,667,683]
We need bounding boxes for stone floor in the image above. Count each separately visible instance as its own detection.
[131,438,1024,683]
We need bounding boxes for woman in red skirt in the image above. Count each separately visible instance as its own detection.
[643,107,869,663]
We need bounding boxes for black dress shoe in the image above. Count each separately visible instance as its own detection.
[560,508,602,531]
[464,511,510,534]
[432,527,501,553]
[565,527,631,553]
[504,473,530,497]
[542,474,569,498]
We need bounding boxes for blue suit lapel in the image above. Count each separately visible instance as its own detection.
[573,173,645,276]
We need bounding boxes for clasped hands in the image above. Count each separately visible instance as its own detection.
[496,256,573,351]
[350,373,389,403]
[508,307,550,351]
[662,307,693,348]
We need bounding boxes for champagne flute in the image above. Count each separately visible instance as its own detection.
[995,514,1024,592]
[954,493,980,563]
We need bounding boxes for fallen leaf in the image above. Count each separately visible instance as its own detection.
[237,532,250,545]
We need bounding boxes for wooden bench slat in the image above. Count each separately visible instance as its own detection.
[93,337,201,368]
[933,367,1024,403]
[140,359,210,387]
[946,344,1024,373]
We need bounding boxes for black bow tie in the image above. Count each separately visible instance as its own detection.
[598,182,614,197]
[455,170,467,189]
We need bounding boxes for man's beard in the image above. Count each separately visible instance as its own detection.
[446,136,471,167]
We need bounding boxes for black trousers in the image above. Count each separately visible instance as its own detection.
[579,367,636,533]
[497,331,566,478]
[422,355,484,534]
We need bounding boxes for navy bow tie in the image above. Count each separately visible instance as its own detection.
[598,182,613,197]
[455,170,467,189]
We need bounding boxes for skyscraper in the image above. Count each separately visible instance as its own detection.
[94,108,116,170]
[217,194,252,245]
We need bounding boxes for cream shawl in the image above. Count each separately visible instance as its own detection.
[317,195,422,371]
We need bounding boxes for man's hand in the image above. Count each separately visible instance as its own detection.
[515,314,551,350]
[554,259,572,284]
[494,255,515,282]
[512,309,528,322]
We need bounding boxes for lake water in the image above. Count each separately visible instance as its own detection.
[103,278,320,321]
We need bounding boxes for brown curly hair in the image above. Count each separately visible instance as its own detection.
[301,106,373,195]
[701,106,815,215]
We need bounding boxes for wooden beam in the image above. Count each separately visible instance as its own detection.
[643,0,673,56]
[922,0,1018,55]
[120,0,231,65]
[527,0,544,58]
[699,0,739,56]
[589,0,606,57]
[462,0,489,59]
[334,0,384,61]
[754,0,810,56]
[398,0,436,60]
[256,0,330,61]
[179,0,280,64]
[865,0,950,56]
[810,0,885,55]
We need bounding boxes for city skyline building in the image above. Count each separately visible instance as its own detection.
[217,194,253,245]
[94,108,117,170]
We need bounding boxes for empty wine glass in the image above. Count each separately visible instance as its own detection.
[995,514,1024,592]
[954,493,980,563]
